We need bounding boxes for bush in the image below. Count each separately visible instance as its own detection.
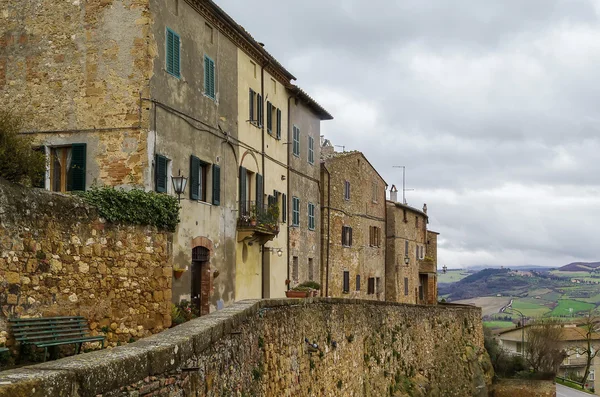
[0,110,46,185]
[76,186,180,231]
[171,300,198,326]
[298,281,321,290]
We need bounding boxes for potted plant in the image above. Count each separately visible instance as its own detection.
[173,266,186,280]
[285,281,321,298]
[249,205,258,226]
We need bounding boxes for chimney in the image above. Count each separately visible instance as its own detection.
[390,184,398,202]
[321,138,334,158]
[423,203,427,214]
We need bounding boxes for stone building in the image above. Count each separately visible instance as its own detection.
[287,87,332,288]
[0,0,328,313]
[385,186,438,304]
[320,143,387,300]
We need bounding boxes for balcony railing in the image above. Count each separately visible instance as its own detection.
[238,200,280,234]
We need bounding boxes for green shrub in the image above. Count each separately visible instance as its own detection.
[298,281,321,290]
[0,110,46,186]
[76,186,180,231]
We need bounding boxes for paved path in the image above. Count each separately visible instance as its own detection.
[556,384,592,397]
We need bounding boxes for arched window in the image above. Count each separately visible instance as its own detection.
[192,246,210,262]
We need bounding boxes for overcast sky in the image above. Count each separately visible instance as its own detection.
[220,0,600,268]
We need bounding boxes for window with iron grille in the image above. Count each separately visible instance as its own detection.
[343,271,350,293]
[404,277,409,296]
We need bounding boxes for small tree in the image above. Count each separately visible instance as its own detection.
[0,110,46,185]
[566,311,600,387]
[524,318,566,374]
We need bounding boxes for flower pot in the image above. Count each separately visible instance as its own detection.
[285,290,310,298]
[173,269,185,280]
[250,219,257,226]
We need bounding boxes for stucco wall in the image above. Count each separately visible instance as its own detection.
[0,179,172,350]
[0,299,493,397]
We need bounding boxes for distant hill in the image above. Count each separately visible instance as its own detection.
[558,262,600,272]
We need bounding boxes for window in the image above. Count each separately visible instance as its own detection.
[343,271,350,293]
[266,103,282,139]
[276,109,281,139]
[420,246,425,259]
[416,245,419,261]
[282,193,287,223]
[293,125,300,156]
[239,166,258,216]
[516,342,522,353]
[248,89,262,126]
[372,182,378,203]
[155,154,169,193]
[367,277,375,294]
[190,156,208,202]
[292,196,300,226]
[204,55,215,99]
[589,370,595,381]
[405,240,409,256]
[356,275,360,291]
[308,258,314,281]
[292,256,299,281]
[369,226,381,247]
[166,28,180,78]
[49,144,87,192]
[308,202,315,230]
[212,164,221,205]
[267,101,273,134]
[342,226,352,247]
[308,136,314,164]
[344,180,350,200]
[249,89,255,121]
[404,277,409,296]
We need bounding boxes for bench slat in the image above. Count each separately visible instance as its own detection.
[0,347,8,353]
[9,316,85,322]
[36,336,105,348]
[15,332,89,342]
[12,323,88,334]
[13,327,87,338]
[10,319,87,327]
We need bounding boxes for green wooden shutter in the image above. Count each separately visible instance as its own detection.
[190,155,200,200]
[155,154,168,193]
[257,94,263,126]
[166,30,174,74]
[276,109,281,139]
[239,166,247,214]
[204,55,215,98]
[256,173,263,212]
[266,102,272,133]
[67,143,86,191]
[212,164,220,206]
[173,32,180,77]
[282,193,287,223]
[249,89,255,121]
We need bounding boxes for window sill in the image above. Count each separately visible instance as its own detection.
[293,153,300,158]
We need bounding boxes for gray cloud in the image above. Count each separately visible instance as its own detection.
[219,0,600,267]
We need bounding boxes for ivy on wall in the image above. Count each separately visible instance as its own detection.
[77,187,180,231]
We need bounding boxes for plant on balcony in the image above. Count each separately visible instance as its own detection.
[257,203,280,231]
[285,281,321,298]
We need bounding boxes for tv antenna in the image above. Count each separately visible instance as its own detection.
[334,145,345,152]
[392,166,414,204]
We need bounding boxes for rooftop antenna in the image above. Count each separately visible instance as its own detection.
[334,145,345,152]
[392,166,414,204]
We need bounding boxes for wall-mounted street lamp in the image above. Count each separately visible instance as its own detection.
[265,247,283,257]
[442,265,447,274]
[172,169,188,203]
[404,255,410,266]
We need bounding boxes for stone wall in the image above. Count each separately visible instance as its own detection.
[0,179,172,349]
[0,299,493,397]
[491,379,556,397]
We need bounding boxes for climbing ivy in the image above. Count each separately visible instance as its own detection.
[76,187,180,231]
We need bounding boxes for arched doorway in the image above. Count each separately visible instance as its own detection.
[191,246,210,316]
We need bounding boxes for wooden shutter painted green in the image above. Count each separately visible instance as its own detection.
[249,89,255,121]
[276,109,281,139]
[155,154,168,193]
[204,55,215,98]
[190,155,200,200]
[166,28,180,78]
[282,193,287,223]
[257,94,263,126]
[239,166,247,214]
[266,102,272,133]
[212,164,220,206]
[256,173,263,211]
[68,143,86,191]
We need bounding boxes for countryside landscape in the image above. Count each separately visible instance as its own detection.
[439,262,600,330]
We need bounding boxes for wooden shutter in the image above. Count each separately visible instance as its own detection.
[239,166,246,214]
[276,109,281,139]
[343,271,349,293]
[249,89,254,121]
[368,278,375,294]
[282,193,287,223]
[166,30,174,74]
[356,275,360,291]
[173,32,180,77]
[68,143,86,191]
[266,102,272,133]
[212,164,220,205]
[349,227,353,246]
[341,227,345,246]
[257,94,263,126]
[256,173,263,211]
[204,56,215,98]
[189,156,200,200]
[155,154,167,193]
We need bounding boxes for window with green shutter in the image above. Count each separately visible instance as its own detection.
[266,101,272,133]
[257,94,263,126]
[276,109,282,140]
[239,166,247,215]
[166,28,180,78]
[308,136,314,164]
[68,143,86,191]
[256,173,263,211]
[292,196,300,226]
[204,55,215,99]
[212,164,220,205]
[308,202,315,230]
[282,193,287,223]
[155,154,169,193]
[249,89,255,122]
[190,155,200,200]
[293,126,300,157]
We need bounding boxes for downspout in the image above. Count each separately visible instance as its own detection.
[324,164,331,297]
[260,60,267,299]
[383,185,388,301]
[286,93,293,291]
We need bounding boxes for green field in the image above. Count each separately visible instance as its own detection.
[483,321,515,330]
[549,299,595,317]
[438,270,471,284]
[511,299,551,317]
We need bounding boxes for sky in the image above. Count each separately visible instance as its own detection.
[219,0,600,269]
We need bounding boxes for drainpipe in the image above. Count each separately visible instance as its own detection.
[384,186,388,301]
[324,164,331,297]
[286,93,293,291]
[260,60,267,299]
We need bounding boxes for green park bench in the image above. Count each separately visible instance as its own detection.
[9,316,105,362]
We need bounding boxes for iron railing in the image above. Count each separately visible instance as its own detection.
[238,200,280,231]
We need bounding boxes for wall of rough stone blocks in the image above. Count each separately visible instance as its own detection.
[0,178,172,350]
[491,379,556,397]
[0,299,493,397]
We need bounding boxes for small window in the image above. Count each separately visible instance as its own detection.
[344,180,350,200]
[372,182,378,203]
[190,155,211,202]
[343,271,350,293]
[356,275,361,291]
[49,144,87,192]
[416,245,419,261]
[205,23,214,44]
[342,226,352,247]
[308,136,314,164]
[405,240,409,256]
[293,126,300,156]
[155,154,169,193]
[292,196,300,226]
[420,246,425,259]
[367,277,375,295]
[249,91,263,126]
[308,202,315,230]
[204,55,215,99]
[369,226,381,247]
[249,89,255,122]
[166,28,180,78]
[251,61,257,78]
[292,256,299,281]
[267,101,273,134]
[308,258,314,281]
[404,277,409,296]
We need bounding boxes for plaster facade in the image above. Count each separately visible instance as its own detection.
[321,149,387,300]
